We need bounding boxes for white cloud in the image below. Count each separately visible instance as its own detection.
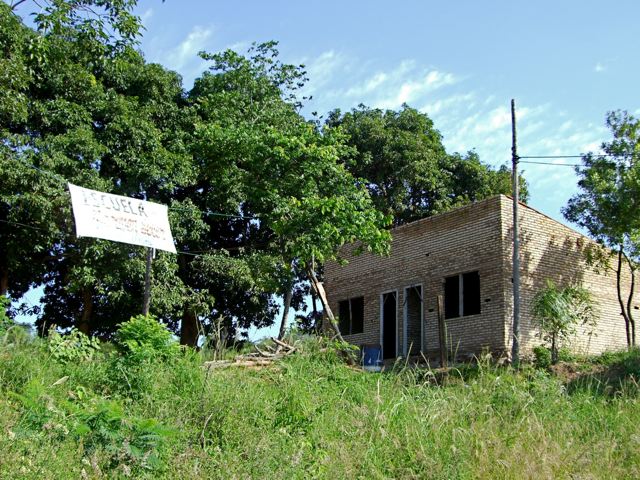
[302,50,348,97]
[421,92,475,116]
[301,54,460,114]
[140,8,153,24]
[165,25,214,72]
[295,49,612,221]
[594,62,606,73]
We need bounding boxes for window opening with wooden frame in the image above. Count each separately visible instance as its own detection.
[338,296,364,335]
[444,271,481,319]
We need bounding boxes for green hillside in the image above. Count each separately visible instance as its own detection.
[1,319,639,479]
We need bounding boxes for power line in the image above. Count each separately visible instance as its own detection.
[7,158,258,220]
[520,160,583,167]
[0,218,57,233]
[519,155,585,159]
[0,217,254,259]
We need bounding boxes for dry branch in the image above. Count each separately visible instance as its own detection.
[203,338,297,370]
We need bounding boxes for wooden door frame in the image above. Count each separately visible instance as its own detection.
[402,284,424,356]
[379,289,398,359]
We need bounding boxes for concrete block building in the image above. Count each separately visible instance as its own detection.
[325,195,637,360]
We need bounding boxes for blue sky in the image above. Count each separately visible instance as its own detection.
[132,0,640,338]
[10,1,640,337]
[135,0,639,226]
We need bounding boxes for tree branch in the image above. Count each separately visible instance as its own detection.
[10,0,29,11]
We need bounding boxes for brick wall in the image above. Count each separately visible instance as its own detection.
[499,196,636,355]
[325,196,510,359]
[325,195,637,359]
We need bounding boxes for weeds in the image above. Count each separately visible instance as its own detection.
[1,331,640,478]
[48,328,101,364]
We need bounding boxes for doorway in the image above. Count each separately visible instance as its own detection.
[380,291,397,359]
[403,285,423,356]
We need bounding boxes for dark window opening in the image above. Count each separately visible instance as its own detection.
[350,297,364,334]
[382,292,397,359]
[444,271,481,319]
[338,300,350,334]
[463,271,481,315]
[338,296,364,335]
[444,276,460,319]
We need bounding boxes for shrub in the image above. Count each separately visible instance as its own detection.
[533,345,575,369]
[114,315,179,362]
[48,328,101,364]
[532,345,552,369]
[11,381,171,475]
[74,396,173,473]
[0,296,13,334]
[532,280,597,364]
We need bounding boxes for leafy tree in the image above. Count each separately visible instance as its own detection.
[326,104,528,225]
[1,1,196,335]
[531,280,597,364]
[187,43,391,343]
[1,6,391,344]
[563,110,640,347]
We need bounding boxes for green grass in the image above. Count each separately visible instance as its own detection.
[1,336,639,479]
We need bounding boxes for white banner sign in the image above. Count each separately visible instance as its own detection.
[68,184,176,253]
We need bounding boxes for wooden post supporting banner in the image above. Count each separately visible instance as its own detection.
[437,294,447,368]
[142,247,154,316]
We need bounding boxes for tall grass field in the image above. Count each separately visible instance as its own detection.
[1,318,639,479]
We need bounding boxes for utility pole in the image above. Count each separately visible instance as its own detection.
[510,99,521,367]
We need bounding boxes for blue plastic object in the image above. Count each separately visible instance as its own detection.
[362,344,382,371]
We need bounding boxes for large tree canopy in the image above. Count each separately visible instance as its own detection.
[0,1,197,335]
[183,43,391,342]
[2,1,532,344]
[326,104,528,225]
[0,3,391,343]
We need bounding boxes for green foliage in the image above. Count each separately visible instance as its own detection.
[10,380,171,475]
[326,104,528,225]
[1,340,640,478]
[532,345,552,369]
[532,280,597,363]
[47,327,100,363]
[73,396,172,473]
[532,345,575,369]
[564,110,640,347]
[114,314,179,362]
[0,296,12,334]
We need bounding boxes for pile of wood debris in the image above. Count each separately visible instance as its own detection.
[203,337,296,370]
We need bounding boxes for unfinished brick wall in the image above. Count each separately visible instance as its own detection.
[499,196,635,355]
[326,195,637,359]
[325,196,510,359]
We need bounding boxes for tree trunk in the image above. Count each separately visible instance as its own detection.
[0,265,8,297]
[180,309,199,347]
[626,263,636,347]
[305,265,344,342]
[77,289,93,335]
[278,286,293,340]
[551,332,558,364]
[616,248,632,348]
[311,289,319,333]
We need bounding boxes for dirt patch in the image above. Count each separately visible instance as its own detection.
[549,361,605,383]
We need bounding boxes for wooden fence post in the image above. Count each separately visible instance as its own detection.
[437,295,447,368]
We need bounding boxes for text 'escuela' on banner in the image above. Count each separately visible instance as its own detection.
[68,183,176,253]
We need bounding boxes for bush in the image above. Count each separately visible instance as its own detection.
[0,296,13,334]
[114,315,180,362]
[533,345,575,369]
[532,280,596,364]
[48,328,101,364]
[11,381,172,475]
